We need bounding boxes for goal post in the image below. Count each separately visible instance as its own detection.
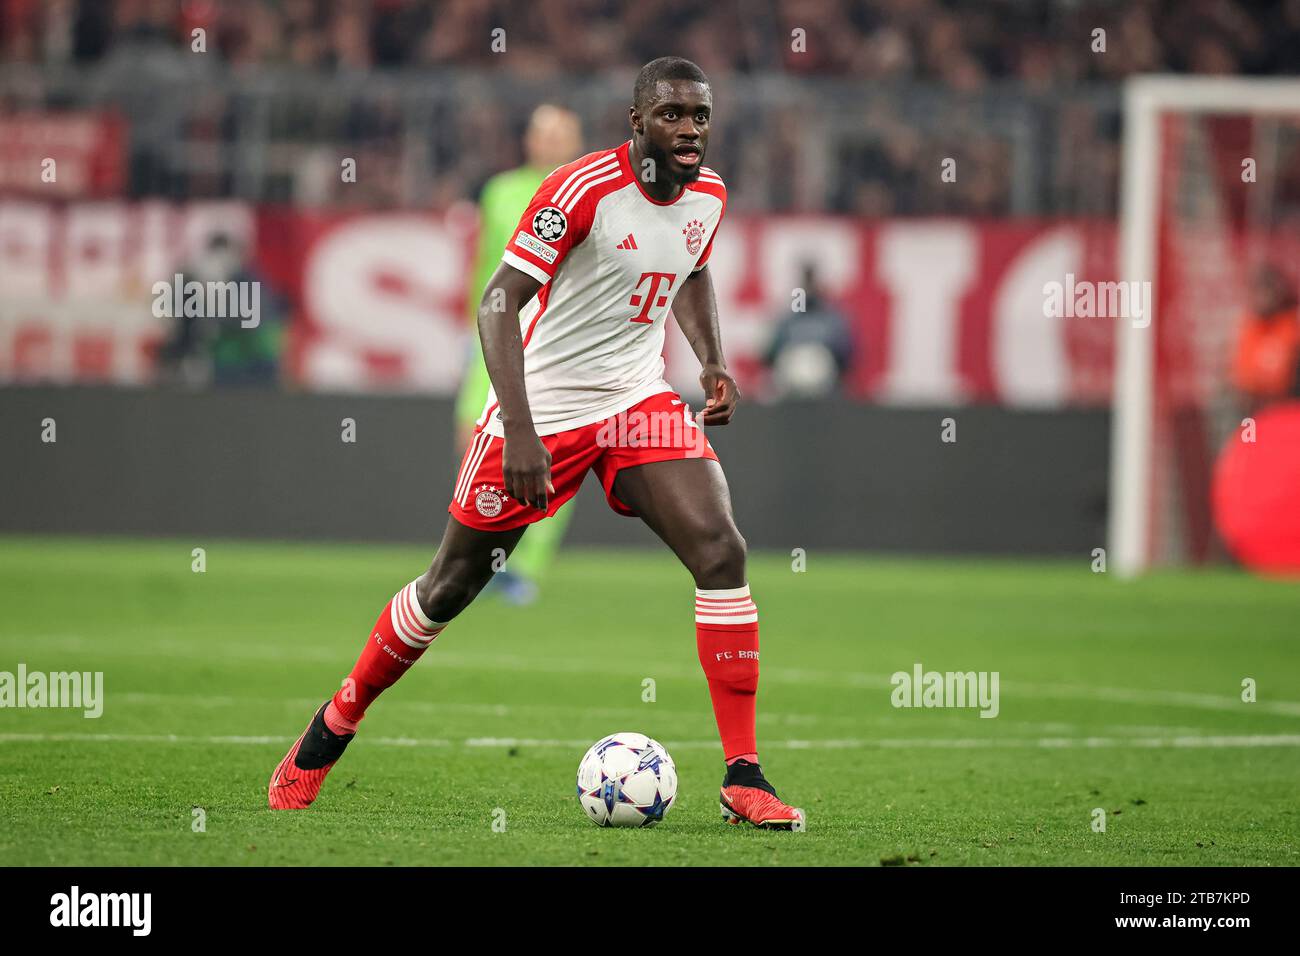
[1110,76,1300,577]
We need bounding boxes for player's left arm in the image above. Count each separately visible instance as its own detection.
[673,264,739,426]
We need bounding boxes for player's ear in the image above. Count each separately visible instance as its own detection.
[629,105,642,135]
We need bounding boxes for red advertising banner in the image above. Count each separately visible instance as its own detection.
[0,113,126,199]
[256,208,1120,406]
[0,199,1123,405]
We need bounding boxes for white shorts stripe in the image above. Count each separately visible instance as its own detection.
[452,434,483,509]
[458,435,495,507]
[452,433,478,502]
[454,432,488,504]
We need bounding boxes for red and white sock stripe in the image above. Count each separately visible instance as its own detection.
[389,579,448,649]
[695,584,758,626]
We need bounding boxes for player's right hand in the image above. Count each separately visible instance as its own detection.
[502,429,555,511]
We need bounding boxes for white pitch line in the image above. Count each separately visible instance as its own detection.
[20,635,1300,718]
[1001,681,1300,718]
[106,693,1207,736]
[1,732,1298,750]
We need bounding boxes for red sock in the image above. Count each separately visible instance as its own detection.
[326,579,447,732]
[695,584,760,763]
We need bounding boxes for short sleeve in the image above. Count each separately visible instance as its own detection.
[501,159,603,284]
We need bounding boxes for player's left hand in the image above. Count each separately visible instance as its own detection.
[699,364,740,425]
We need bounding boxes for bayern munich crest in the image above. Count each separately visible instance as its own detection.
[473,484,506,517]
[682,218,704,255]
[532,206,568,242]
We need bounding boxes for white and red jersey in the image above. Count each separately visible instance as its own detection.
[477,139,727,436]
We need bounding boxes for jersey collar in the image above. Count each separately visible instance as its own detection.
[619,140,690,207]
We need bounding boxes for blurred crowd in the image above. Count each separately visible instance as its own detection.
[5,0,1298,81]
[1,0,1298,216]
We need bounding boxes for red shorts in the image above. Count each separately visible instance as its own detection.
[448,390,718,531]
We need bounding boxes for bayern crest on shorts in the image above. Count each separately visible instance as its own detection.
[473,485,504,517]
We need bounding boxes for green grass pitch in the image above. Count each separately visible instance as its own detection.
[1,535,1297,866]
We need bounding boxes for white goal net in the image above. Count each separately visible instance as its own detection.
[1110,77,1300,576]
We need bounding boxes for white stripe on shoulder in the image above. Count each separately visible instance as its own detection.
[561,169,623,212]
[553,154,619,208]
[552,151,617,200]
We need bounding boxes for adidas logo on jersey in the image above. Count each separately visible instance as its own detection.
[615,234,638,250]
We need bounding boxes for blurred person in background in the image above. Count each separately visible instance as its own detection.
[1231,262,1300,412]
[455,103,583,604]
[762,263,854,398]
[157,231,284,388]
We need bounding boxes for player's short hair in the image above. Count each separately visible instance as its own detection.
[633,57,710,109]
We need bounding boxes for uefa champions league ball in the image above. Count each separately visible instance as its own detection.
[576,732,678,828]
[532,206,567,241]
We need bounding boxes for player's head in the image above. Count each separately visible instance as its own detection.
[629,56,711,186]
[524,104,582,171]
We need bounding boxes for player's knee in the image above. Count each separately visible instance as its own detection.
[690,526,747,588]
[415,569,476,623]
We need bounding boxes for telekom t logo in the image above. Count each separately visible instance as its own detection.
[628,271,676,324]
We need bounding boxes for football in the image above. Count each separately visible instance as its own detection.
[576,732,678,827]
